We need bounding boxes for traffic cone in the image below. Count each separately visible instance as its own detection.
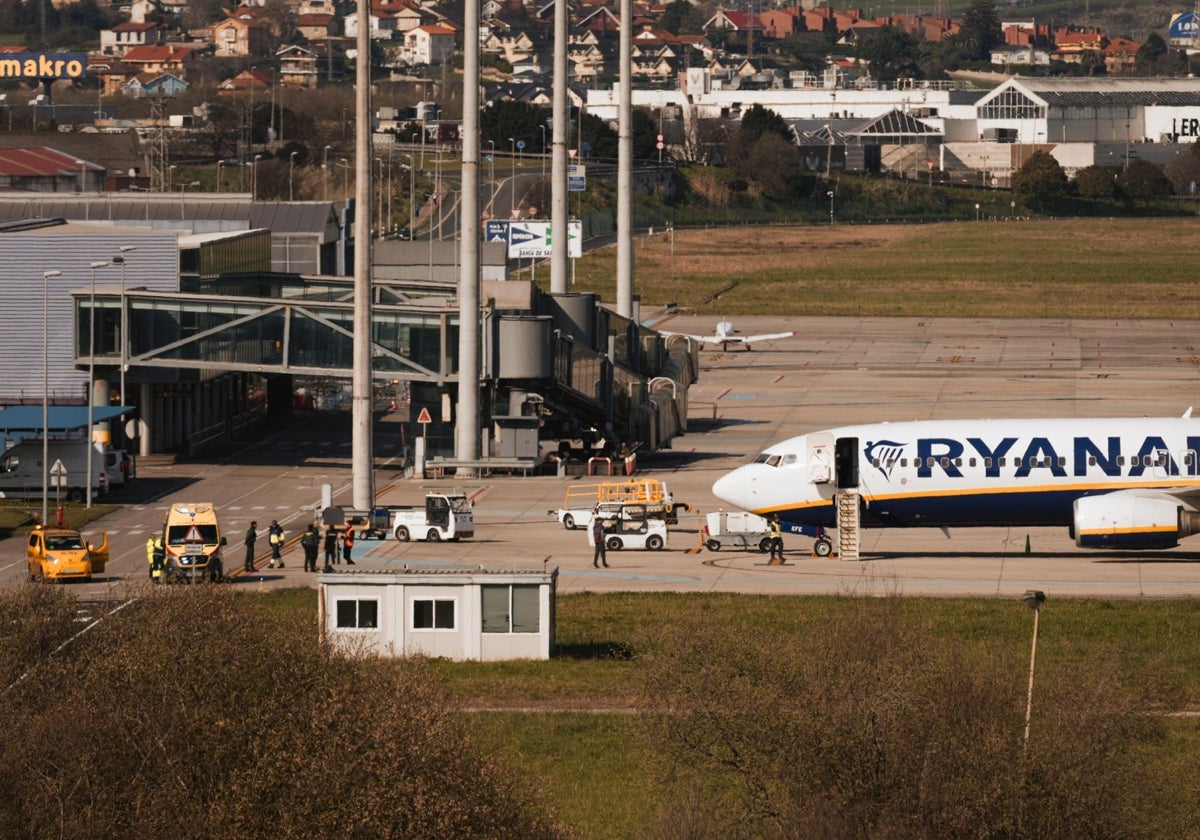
[1024,534,1031,554]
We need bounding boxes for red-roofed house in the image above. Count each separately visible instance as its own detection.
[1104,37,1141,74]
[213,7,273,57]
[401,24,456,66]
[0,148,104,192]
[120,44,194,77]
[759,9,801,39]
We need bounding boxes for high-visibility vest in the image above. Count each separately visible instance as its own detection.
[343,529,354,549]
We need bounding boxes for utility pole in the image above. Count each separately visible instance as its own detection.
[455,0,482,471]
[550,0,569,294]
[351,0,375,511]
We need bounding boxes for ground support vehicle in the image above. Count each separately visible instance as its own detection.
[587,515,669,551]
[163,503,226,583]
[27,525,109,582]
[554,479,690,530]
[391,493,474,542]
[321,506,391,539]
[703,511,773,553]
[0,439,108,503]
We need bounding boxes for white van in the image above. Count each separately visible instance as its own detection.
[0,440,107,503]
[104,449,130,488]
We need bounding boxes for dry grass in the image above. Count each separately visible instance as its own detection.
[564,218,1200,318]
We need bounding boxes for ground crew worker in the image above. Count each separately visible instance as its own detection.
[342,526,356,565]
[150,536,166,583]
[300,523,320,572]
[768,515,784,561]
[146,534,156,579]
[268,520,285,568]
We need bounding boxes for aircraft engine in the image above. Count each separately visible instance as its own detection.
[1073,494,1200,550]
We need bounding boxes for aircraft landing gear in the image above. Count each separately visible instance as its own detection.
[813,538,833,558]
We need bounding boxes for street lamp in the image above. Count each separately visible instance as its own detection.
[975,202,981,221]
[1022,590,1046,753]
[86,260,109,509]
[323,144,332,200]
[508,136,515,167]
[168,164,176,191]
[827,190,834,225]
[251,154,263,199]
[216,159,224,193]
[487,138,495,184]
[289,150,299,201]
[113,246,135,412]
[42,269,62,526]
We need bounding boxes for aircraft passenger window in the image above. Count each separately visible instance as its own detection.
[781,454,797,466]
[766,455,781,467]
[999,457,1006,467]
[1089,456,1096,466]
[969,458,976,467]
[901,458,908,467]
[954,458,962,467]
[1013,457,1022,468]
[872,458,880,467]
[1059,457,1066,467]
[926,457,935,467]
[1187,452,1197,467]
[886,459,896,468]
[1117,456,1125,466]
[984,457,992,468]
[940,457,950,468]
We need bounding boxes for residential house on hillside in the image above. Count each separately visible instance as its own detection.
[296,12,337,40]
[759,8,802,39]
[213,8,273,57]
[121,72,189,97]
[1104,37,1141,74]
[277,44,319,87]
[121,44,194,78]
[217,68,273,95]
[100,21,159,57]
[1052,27,1104,63]
[401,24,456,66]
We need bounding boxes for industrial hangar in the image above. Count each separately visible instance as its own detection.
[593,72,1200,185]
[0,195,695,469]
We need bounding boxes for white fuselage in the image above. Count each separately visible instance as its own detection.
[712,417,1200,532]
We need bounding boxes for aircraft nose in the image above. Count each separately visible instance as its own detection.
[712,468,751,509]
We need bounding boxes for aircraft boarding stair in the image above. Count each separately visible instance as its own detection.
[836,491,861,561]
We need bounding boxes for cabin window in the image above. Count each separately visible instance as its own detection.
[872,458,880,467]
[969,458,976,467]
[1117,456,1125,466]
[412,598,456,630]
[901,458,908,467]
[984,457,992,468]
[886,458,896,469]
[954,458,962,467]
[999,457,1007,467]
[940,457,950,468]
[926,457,935,467]
[1059,456,1066,467]
[1186,452,1197,467]
[1089,456,1097,466]
[335,598,378,629]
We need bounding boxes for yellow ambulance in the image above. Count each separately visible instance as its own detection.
[162,503,226,583]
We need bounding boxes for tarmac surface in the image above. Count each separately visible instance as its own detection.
[8,315,1200,600]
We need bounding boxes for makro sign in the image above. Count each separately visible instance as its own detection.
[0,53,88,80]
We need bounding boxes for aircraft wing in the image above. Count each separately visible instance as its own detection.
[658,330,798,348]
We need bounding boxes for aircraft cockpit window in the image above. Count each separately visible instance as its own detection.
[753,453,771,464]
[780,454,797,466]
[765,455,782,467]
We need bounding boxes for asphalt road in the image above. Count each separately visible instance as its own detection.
[8,315,1200,600]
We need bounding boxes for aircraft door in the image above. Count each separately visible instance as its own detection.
[835,437,859,489]
[807,433,834,484]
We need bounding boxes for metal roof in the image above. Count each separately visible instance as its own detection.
[0,147,104,178]
[1002,77,1200,108]
[0,406,132,433]
[249,201,340,234]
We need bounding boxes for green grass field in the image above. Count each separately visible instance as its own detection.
[559,218,1200,319]
[434,593,1200,838]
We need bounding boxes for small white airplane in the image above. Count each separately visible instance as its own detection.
[661,320,797,352]
[712,410,1200,556]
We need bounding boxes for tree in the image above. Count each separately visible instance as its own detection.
[1116,160,1173,204]
[737,104,792,147]
[1164,143,1200,195]
[659,0,706,35]
[0,588,567,839]
[742,132,802,200]
[857,24,923,83]
[1011,150,1069,208]
[958,0,1002,61]
[479,99,545,158]
[572,111,618,161]
[1136,33,1168,74]
[1073,165,1121,200]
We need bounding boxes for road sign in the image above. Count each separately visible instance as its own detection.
[657,133,664,141]
[568,149,577,159]
[516,139,525,150]
[656,141,664,150]
[50,458,67,488]
[568,164,586,191]
[417,407,432,424]
[185,525,203,542]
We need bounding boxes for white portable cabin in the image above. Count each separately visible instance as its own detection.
[317,567,557,661]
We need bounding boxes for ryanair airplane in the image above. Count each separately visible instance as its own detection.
[711,411,1200,555]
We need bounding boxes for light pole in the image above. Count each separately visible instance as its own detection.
[113,246,135,411]
[508,136,515,168]
[375,157,384,235]
[86,260,109,509]
[487,139,495,184]
[827,190,834,225]
[289,150,298,201]
[251,154,262,199]
[1022,590,1046,753]
[975,202,981,221]
[216,159,224,193]
[323,144,331,200]
[168,164,176,191]
[42,269,62,526]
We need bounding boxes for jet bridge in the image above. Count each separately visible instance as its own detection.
[70,277,697,460]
